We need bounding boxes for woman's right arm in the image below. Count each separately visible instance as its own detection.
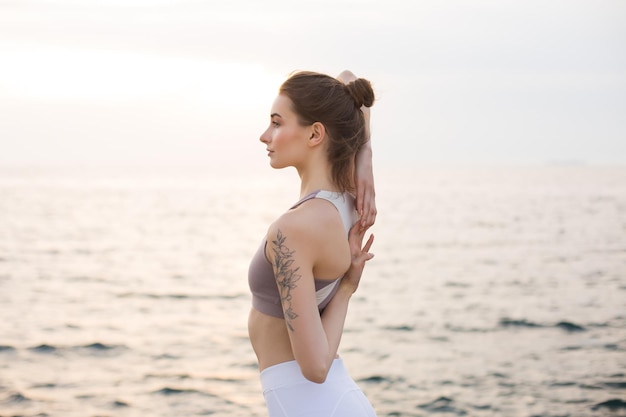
[337,70,377,230]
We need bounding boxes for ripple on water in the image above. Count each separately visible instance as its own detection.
[417,396,468,416]
[498,318,588,332]
[28,344,58,353]
[357,375,406,388]
[76,342,127,353]
[603,381,626,389]
[110,399,130,408]
[116,292,245,300]
[380,324,415,332]
[152,387,216,397]
[591,398,626,412]
[0,391,33,404]
[26,342,127,356]
[499,318,543,328]
[555,321,586,332]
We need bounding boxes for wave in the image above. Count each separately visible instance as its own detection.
[0,345,16,353]
[144,372,191,380]
[591,398,626,411]
[417,396,468,416]
[604,343,622,351]
[499,318,543,328]
[555,321,586,332]
[67,275,108,283]
[381,324,415,332]
[549,381,577,387]
[572,377,626,391]
[444,281,471,288]
[110,399,131,408]
[27,342,128,355]
[152,353,180,360]
[116,292,245,300]
[499,318,586,332]
[79,342,124,351]
[444,318,590,334]
[152,387,216,397]
[28,344,58,353]
[445,324,490,333]
[563,342,625,352]
[357,375,405,385]
[0,391,32,404]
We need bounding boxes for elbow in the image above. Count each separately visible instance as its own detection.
[300,363,330,384]
[302,368,328,384]
[338,70,356,83]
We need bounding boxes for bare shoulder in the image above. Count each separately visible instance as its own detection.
[289,198,345,240]
[268,198,343,241]
[265,199,347,265]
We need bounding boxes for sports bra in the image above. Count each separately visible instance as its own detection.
[248,190,357,318]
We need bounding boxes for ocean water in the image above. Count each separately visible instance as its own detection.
[0,165,625,417]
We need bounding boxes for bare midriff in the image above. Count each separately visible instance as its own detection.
[248,307,295,371]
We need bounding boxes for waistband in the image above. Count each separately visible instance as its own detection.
[260,358,350,391]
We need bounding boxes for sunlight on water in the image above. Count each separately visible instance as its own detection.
[0,165,625,416]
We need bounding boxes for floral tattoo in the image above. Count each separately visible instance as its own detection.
[271,229,301,332]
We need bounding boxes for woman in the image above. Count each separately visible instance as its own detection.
[248,70,378,416]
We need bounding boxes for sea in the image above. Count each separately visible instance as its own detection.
[0,164,625,417]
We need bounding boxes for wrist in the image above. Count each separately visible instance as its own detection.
[357,144,372,160]
[336,283,355,300]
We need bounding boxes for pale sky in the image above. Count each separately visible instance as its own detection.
[1,0,625,168]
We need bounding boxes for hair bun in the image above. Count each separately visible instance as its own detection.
[345,78,375,108]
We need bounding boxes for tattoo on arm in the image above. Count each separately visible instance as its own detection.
[271,229,301,332]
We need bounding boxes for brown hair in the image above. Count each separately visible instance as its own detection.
[279,71,375,192]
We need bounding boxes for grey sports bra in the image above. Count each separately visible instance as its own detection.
[248,190,356,318]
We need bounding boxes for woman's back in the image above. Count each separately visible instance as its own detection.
[248,191,354,371]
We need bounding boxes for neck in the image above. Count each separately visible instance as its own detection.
[296,157,337,198]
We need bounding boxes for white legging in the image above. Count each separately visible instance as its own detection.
[260,359,377,417]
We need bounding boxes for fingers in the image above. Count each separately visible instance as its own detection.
[349,223,366,252]
[349,224,374,254]
[359,189,369,229]
[354,239,374,266]
[358,234,374,262]
[356,181,365,218]
[357,188,376,230]
[363,234,374,253]
[361,204,377,230]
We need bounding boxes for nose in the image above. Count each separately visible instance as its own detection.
[259,127,270,144]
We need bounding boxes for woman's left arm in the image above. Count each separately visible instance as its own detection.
[319,223,374,358]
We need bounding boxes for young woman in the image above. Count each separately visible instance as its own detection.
[248,70,378,416]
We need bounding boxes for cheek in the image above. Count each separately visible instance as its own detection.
[273,128,291,146]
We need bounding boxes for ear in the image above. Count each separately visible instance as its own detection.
[307,122,326,148]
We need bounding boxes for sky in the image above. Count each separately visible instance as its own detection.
[0,0,625,169]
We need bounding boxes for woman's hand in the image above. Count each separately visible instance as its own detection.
[340,223,375,294]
